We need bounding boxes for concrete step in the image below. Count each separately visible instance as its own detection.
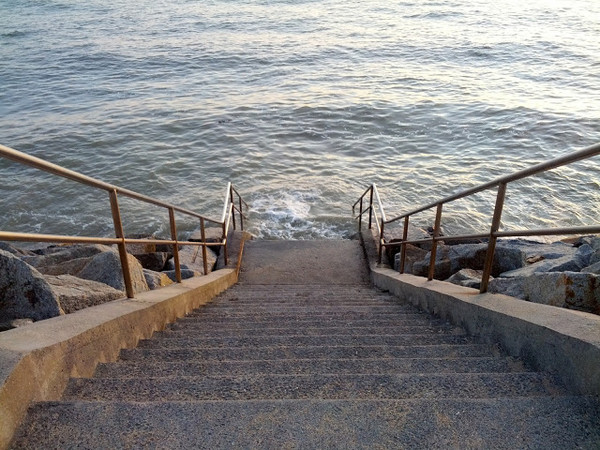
[13,398,599,449]
[94,356,527,379]
[169,317,435,330]
[135,334,473,349]
[120,343,500,362]
[196,305,415,314]
[159,324,464,337]
[183,311,430,321]
[63,372,562,402]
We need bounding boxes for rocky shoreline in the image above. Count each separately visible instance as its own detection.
[387,226,599,315]
[0,230,222,331]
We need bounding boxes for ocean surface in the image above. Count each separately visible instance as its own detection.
[1,0,599,241]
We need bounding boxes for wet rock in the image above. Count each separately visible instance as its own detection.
[522,272,600,314]
[446,269,489,290]
[0,242,35,256]
[143,269,174,290]
[77,250,149,293]
[0,249,63,322]
[133,252,170,272]
[44,275,124,314]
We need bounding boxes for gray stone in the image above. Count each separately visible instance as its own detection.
[496,239,577,260]
[446,269,489,290]
[487,277,527,300]
[0,249,63,321]
[77,250,149,294]
[33,256,93,276]
[143,269,174,290]
[22,244,113,269]
[393,244,428,273]
[412,244,526,280]
[0,242,35,256]
[163,269,198,282]
[177,245,218,275]
[44,275,124,314]
[582,261,600,275]
[522,272,600,314]
[133,252,170,272]
[500,244,594,278]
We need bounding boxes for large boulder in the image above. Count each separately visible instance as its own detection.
[33,257,93,276]
[0,250,63,322]
[133,252,170,272]
[177,245,218,275]
[0,242,36,256]
[393,244,428,273]
[412,243,526,280]
[163,269,199,282]
[44,275,124,314]
[77,250,149,293]
[22,244,113,270]
[446,269,490,290]
[522,272,600,314]
[488,277,527,300]
[500,244,594,278]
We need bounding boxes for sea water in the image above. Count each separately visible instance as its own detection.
[1,0,599,241]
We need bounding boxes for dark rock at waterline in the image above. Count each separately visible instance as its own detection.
[22,244,112,268]
[0,250,63,322]
[44,275,124,314]
[133,252,170,272]
[0,242,36,257]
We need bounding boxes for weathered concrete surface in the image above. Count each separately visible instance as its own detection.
[240,239,370,285]
[0,269,237,449]
[371,268,600,396]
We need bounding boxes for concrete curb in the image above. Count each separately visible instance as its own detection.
[0,268,237,449]
[371,268,600,397]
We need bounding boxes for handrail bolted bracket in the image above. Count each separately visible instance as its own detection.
[168,208,182,283]
[109,189,135,298]
[428,204,443,281]
[480,182,507,293]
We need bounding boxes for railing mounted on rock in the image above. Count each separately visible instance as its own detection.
[0,144,248,298]
[353,142,600,293]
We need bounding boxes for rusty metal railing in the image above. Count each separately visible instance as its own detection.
[353,142,600,293]
[0,144,248,298]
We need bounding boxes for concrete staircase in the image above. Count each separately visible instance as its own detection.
[11,240,600,448]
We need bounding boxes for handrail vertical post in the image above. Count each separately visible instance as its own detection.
[368,185,374,229]
[238,195,244,230]
[428,203,443,281]
[109,189,134,298]
[222,219,228,266]
[168,208,182,283]
[399,216,410,274]
[200,217,209,275]
[230,185,237,231]
[480,183,507,293]
[358,198,363,231]
[378,219,385,264]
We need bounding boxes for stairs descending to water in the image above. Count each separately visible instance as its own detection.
[11,240,600,448]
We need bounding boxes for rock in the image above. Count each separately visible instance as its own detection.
[177,245,218,275]
[582,261,600,275]
[412,243,526,280]
[393,244,428,273]
[143,269,174,290]
[189,227,224,243]
[33,256,93,276]
[133,252,170,272]
[163,269,199,282]
[0,250,63,322]
[522,272,600,314]
[500,244,594,278]
[0,318,34,332]
[0,242,35,256]
[446,269,489,290]
[44,275,124,314]
[487,277,527,300]
[496,239,577,260]
[22,244,113,269]
[77,250,149,294]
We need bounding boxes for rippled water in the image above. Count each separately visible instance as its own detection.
[1,0,599,241]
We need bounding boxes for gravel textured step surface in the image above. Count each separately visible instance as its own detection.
[11,240,600,448]
[12,398,600,449]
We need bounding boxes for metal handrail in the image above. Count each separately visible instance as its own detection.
[353,142,600,293]
[0,144,248,298]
